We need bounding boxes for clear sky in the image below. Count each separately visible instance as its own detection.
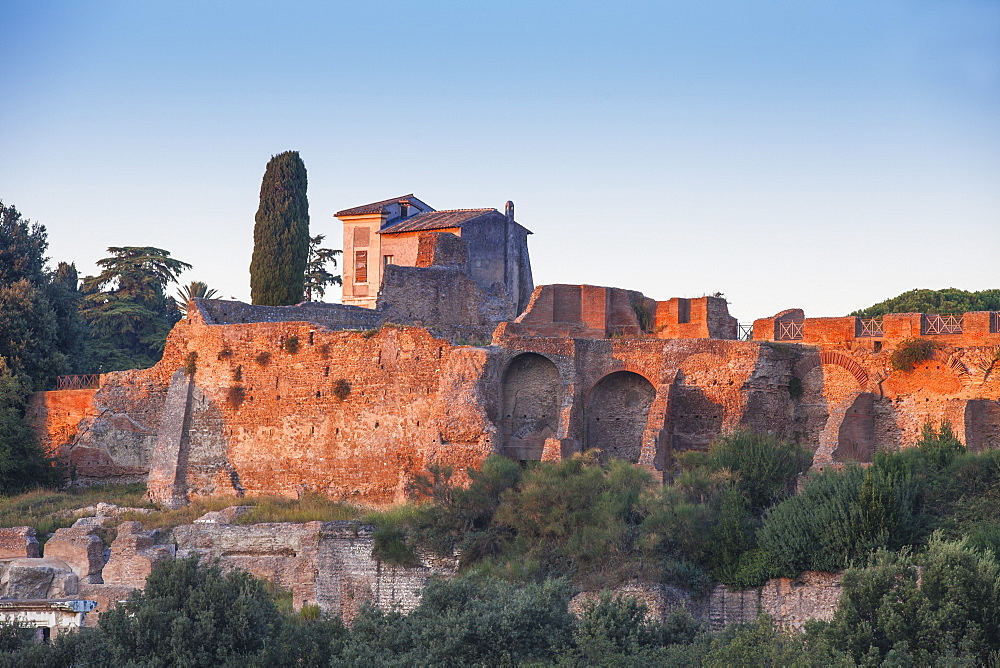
[2,1,998,323]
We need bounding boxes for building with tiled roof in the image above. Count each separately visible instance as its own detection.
[335,195,533,313]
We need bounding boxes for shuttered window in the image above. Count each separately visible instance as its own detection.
[355,251,368,283]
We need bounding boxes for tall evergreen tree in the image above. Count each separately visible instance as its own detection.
[303,234,342,302]
[48,262,91,373]
[81,247,190,372]
[250,151,310,306]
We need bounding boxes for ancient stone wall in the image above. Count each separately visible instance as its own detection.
[28,284,1000,502]
[572,571,841,632]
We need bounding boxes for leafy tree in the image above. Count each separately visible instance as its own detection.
[341,575,576,666]
[176,280,219,316]
[558,593,703,667]
[81,246,191,371]
[817,535,1000,664]
[0,357,59,494]
[705,430,811,515]
[0,202,63,389]
[249,151,310,306]
[493,452,656,587]
[303,234,342,301]
[850,287,1000,318]
[94,555,284,666]
[47,262,90,374]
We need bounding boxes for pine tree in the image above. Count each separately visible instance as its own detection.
[250,151,310,306]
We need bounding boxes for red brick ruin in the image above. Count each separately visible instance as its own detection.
[25,197,1000,508]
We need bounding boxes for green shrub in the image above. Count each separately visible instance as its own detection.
[916,420,965,469]
[281,335,299,355]
[757,465,919,575]
[890,337,935,371]
[331,378,351,400]
[254,351,271,366]
[706,430,811,514]
[341,575,576,666]
[818,535,1000,665]
[226,385,245,409]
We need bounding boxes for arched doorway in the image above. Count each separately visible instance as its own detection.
[501,354,561,461]
[585,371,655,462]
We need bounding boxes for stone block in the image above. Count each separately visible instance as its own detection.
[101,522,175,587]
[43,527,106,584]
[0,527,40,558]
[0,558,78,598]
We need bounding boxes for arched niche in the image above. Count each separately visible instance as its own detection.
[585,371,655,463]
[500,353,561,461]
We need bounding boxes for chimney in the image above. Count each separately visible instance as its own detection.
[505,200,514,222]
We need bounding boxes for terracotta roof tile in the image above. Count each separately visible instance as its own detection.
[335,194,419,217]
[378,209,499,234]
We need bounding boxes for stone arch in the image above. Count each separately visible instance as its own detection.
[500,353,561,461]
[795,351,869,390]
[585,371,655,463]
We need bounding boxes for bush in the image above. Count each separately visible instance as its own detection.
[281,335,299,355]
[706,430,811,515]
[226,385,245,409]
[757,465,919,575]
[331,378,351,400]
[891,337,935,371]
[916,420,965,469]
[341,575,576,666]
[817,535,1000,665]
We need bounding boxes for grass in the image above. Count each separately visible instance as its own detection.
[0,486,363,537]
[119,493,362,531]
[0,483,152,537]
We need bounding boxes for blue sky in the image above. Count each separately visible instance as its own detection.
[2,1,998,323]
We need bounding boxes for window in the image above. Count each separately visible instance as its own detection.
[383,254,394,267]
[677,298,691,324]
[354,251,368,283]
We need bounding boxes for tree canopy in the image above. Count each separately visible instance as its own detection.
[176,280,219,316]
[250,151,310,306]
[850,287,1000,318]
[303,234,342,302]
[81,246,190,372]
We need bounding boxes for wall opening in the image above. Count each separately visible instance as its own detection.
[585,371,655,463]
[501,353,561,461]
[832,393,876,462]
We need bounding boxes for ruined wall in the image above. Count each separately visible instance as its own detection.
[29,288,1000,503]
[572,571,841,633]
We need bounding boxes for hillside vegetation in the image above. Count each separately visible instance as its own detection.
[850,287,1000,318]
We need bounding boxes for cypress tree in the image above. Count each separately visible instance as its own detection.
[250,151,310,305]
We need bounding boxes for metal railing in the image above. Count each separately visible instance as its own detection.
[55,374,100,390]
[921,314,963,335]
[776,321,803,341]
[857,318,883,337]
[737,324,754,341]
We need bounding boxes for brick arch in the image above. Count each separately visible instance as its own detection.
[500,353,562,461]
[584,371,655,463]
[794,351,870,390]
[584,363,657,397]
[931,350,975,386]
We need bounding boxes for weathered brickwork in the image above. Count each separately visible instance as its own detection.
[572,571,841,632]
[28,288,1000,503]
